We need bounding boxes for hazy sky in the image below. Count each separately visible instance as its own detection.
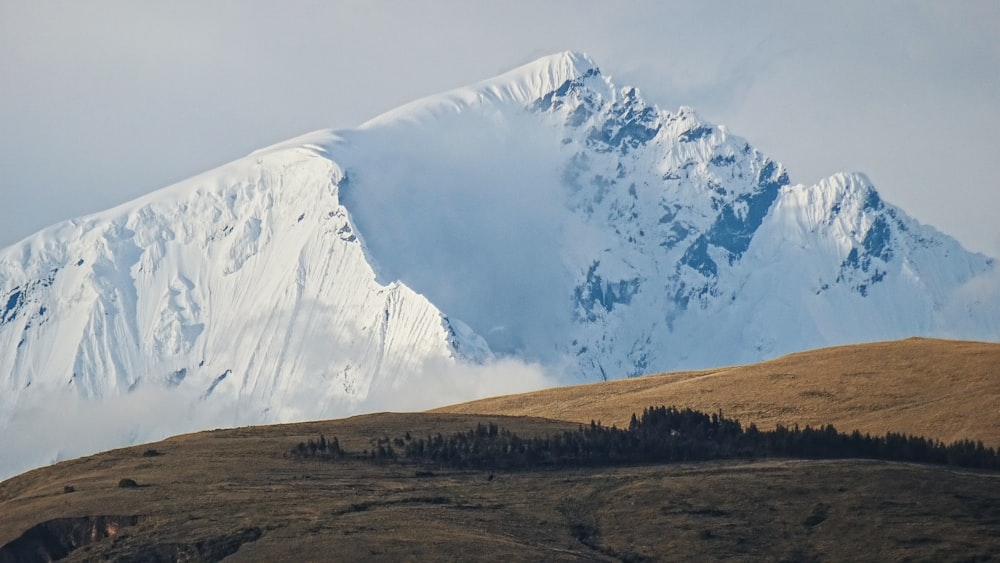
[2,1,998,255]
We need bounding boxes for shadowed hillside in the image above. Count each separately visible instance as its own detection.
[436,338,1000,446]
[2,412,999,562]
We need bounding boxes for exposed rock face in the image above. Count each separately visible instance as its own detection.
[0,515,142,563]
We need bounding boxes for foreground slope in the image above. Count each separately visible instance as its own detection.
[437,338,1000,447]
[1,413,998,562]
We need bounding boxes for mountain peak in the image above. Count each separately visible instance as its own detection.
[360,51,603,129]
[473,50,602,104]
[823,171,874,191]
[521,50,600,80]
[807,172,881,218]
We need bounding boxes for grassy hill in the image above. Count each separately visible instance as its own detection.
[437,338,1000,446]
[2,338,999,561]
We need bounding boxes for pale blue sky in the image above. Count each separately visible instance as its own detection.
[2,0,998,255]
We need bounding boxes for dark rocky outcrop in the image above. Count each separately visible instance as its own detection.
[0,515,141,563]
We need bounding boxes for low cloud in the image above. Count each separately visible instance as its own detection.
[363,356,555,413]
[0,356,558,481]
[940,266,1000,340]
[339,110,577,365]
[0,384,216,481]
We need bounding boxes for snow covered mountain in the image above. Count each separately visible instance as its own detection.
[1,51,998,476]
[327,51,998,375]
[0,142,493,424]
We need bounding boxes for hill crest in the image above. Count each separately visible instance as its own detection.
[435,338,1000,447]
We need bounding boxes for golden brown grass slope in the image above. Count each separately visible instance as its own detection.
[2,413,999,562]
[435,338,1000,446]
[3,338,999,561]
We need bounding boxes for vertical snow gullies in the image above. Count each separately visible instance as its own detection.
[0,145,469,430]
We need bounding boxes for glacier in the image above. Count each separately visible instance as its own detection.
[1,51,997,479]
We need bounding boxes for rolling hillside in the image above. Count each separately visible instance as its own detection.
[2,413,999,562]
[437,338,1000,446]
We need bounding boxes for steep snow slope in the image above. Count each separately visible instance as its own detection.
[1,51,998,478]
[0,139,490,429]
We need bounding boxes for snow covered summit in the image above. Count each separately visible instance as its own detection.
[329,51,998,376]
[1,51,997,478]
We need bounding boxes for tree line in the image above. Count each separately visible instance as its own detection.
[290,406,1000,471]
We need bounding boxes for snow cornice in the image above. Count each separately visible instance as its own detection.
[359,51,602,129]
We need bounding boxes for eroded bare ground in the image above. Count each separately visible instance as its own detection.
[1,412,999,562]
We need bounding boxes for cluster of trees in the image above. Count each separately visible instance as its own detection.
[290,406,1000,471]
[291,434,343,459]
